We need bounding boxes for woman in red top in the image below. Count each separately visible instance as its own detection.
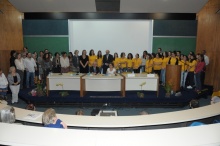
[194,54,205,92]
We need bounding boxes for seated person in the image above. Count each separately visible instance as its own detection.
[75,109,84,115]
[0,106,15,123]
[107,63,116,75]
[211,96,220,105]
[89,61,100,75]
[189,121,205,126]
[26,104,36,111]
[0,68,8,100]
[189,99,199,109]
[42,108,67,129]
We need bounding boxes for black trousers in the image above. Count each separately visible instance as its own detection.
[188,71,195,86]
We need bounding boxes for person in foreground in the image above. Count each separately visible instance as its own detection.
[42,108,67,129]
[0,106,15,123]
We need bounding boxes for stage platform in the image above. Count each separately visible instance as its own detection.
[18,86,201,107]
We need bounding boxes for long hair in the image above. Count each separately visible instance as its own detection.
[42,108,56,125]
[97,50,102,59]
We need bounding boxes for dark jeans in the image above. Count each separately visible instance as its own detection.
[16,69,24,89]
[154,70,161,80]
[103,65,108,74]
[201,71,205,89]
[133,67,141,73]
[195,72,202,90]
[26,71,35,88]
[188,72,195,86]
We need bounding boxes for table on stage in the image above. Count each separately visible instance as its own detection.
[123,73,159,97]
[80,74,125,97]
[46,73,84,96]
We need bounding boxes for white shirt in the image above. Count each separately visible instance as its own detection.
[204,55,209,66]
[0,73,8,88]
[60,57,70,68]
[24,57,37,72]
[107,68,116,75]
[15,59,25,71]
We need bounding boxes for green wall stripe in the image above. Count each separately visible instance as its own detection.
[152,37,196,55]
[23,37,69,55]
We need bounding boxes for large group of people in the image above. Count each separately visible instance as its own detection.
[0,47,209,104]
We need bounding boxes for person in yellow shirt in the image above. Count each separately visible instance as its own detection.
[119,52,127,73]
[153,53,162,80]
[168,52,179,65]
[187,54,197,89]
[96,50,103,74]
[161,52,169,86]
[145,54,153,73]
[179,55,189,88]
[127,53,133,72]
[88,49,97,67]
[176,51,181,61]
[113,53,120,72]
[132,53,142,73]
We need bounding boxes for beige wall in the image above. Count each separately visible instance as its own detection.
[0,0,23,74]
[196,0,220,91]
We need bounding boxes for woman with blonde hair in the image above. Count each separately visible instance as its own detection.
[7,66,20,104]
[0,106,15,123]
[42,108,67,129]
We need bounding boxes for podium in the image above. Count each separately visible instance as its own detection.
[165,65,181,92]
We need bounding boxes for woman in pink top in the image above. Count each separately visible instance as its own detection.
[194,54,205,92]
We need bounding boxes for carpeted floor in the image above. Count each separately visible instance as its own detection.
[1,85,210,116]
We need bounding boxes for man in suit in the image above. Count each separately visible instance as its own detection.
[102,50,113,74]
[90,61,100,75]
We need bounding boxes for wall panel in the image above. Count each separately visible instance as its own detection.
[0,0,23,74]
[23,37,69,55]
[196,0,220,91]
[152,37,196,54]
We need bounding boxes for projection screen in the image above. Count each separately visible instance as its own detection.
[68,20,153,56]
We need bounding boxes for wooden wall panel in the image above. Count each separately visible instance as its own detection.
[0,0,23,75]
[196,0,220,91]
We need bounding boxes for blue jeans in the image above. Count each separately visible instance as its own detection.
[0,87,7,96]
[119,68,127,73]
[181,71,188,88]
[195,72,202,90]
[26,71,35,88]
[161,69,166,84]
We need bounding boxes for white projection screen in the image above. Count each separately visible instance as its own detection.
[68,20,153,57]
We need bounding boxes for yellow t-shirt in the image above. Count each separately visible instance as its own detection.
[132,58,141,69]
[113,58,120,69]
[119,58,127,68]
[145,59,153,73]
[169,57,178,65]
[188,60,197,72]
[153,58,162,70]
[97,57,103,67]
[162,57,169,69]
[179,60,189,71]
[127,59,133,68]
[89,55,97,67]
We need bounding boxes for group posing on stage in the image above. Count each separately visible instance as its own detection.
[0,47,209,104]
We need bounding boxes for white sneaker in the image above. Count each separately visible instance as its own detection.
[187,86,193,89]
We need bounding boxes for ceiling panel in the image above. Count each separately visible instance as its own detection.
[8,0,96,12]
[8,0,208,13]
[120,0,209,13]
